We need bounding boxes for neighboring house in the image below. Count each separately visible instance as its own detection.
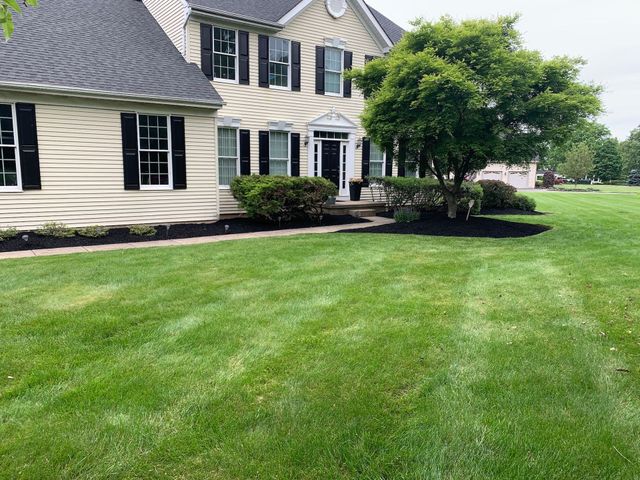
[474,163,538,190]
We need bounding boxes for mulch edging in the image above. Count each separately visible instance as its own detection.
[338,213,551,238]
[0,215,369,253]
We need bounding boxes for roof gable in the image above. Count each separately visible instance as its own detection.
[0,0,222,107]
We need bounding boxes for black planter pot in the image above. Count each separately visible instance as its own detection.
[349,184,362,201]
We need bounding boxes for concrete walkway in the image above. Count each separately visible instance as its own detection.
[0,216,395,261]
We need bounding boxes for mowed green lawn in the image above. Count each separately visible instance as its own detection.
[553,183,640,193]
[1,193,639,479]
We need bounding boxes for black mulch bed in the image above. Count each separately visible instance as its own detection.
[0,215,369,252]
[338,212,551,238]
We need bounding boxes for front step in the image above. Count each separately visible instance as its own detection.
[348,209,378,218]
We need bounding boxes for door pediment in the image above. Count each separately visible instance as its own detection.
[308,107,358,132]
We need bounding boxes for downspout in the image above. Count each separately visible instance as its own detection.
[181,0,192,59]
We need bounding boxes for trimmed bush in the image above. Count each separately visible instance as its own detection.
[36,222,76,238]
[129,225,157,237]
[478,180,517,209]
[231,175,338,223]
[543,171,556,188]
[77,226,109,238]
[457,182,483,214]
[511,194,537,212]
[394,208,420,223]
[0,227,18,242]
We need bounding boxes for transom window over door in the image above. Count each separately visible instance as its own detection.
[325,47,343,95]
[269,131,289,175]
[214,27,237,81]
[218,127,238,186]
[269,37,290,88]
[0,104,20,189]
[138,114,171,188]
[369,142,385,177]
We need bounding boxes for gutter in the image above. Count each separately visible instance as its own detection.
[0,82,225,109]
[189,4,283,30]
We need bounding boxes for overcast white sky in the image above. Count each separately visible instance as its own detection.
[366,0,639,140]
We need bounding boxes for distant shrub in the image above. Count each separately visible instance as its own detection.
[394,208,420,223]
[77,226,109,238]
[543,171,556,188]
[629,170,640,186]
[129,225,157,237]
[511,194,537,212]
[36,222,76,238]
[478,180,517,209]
[0,227,18,242]
[231,175,338,223]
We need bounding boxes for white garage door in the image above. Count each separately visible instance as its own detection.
[508,171,530,189]
[482,171,502,181]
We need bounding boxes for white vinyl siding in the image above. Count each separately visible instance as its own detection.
[269,37,291,88]
[218,127,238,186]
[142,0,187,54]
[325,47,343,95]
[0,104,20,190]
[138,114,172,189]
[369,142,385,177]
[269,131,289,175]
[214,27,237,81]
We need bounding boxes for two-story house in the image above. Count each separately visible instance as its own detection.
[0,0,404,229]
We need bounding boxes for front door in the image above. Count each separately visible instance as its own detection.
[321,140,341,188]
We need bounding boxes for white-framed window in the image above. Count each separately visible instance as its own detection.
[269,37,291,89]
[325,47,343,95]
[269,131,290,175]
[218,127,239,187]
[0,104,21,191]
[214,27,237,82]
[137,114,172,189]
[369,143,385,177]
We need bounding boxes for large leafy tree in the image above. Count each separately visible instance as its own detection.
[351,16,601,217]
[1,0,37,40]
[620,126,640,177]
[558,143,594,186]
[545,120,622,181]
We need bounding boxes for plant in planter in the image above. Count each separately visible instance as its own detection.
[349,177,364,201]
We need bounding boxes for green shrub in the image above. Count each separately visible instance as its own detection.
[369,176,443,211]
[394,208,420,223]
[629,170,640,186]
[77,225,109,238]
[511,194,537,212]
[0,227,18,242]
[36,222,76,238]
[129,225,157,237]
[231,175,338,223]
[457,182,483,214]
[478,180,517,209]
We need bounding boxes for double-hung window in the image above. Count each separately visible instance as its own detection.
[325,47,343,95]
[269,37,291,88]
[218,127,239,186]
[369,143,385,177]
[214,27,237,81]
[269,131,290,175]
[0,104,20,190]
[138,114,172,189]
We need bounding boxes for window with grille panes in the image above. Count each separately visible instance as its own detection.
[0,104,20,190]
[218,127,239,186]
[269,131,289,175]
[138,114,171,188]
[269,37,290,88]
[325,47,343,95]
[214,27,237,81]
[369,142,385,177]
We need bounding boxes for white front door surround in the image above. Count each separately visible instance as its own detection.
[307,108,357,198]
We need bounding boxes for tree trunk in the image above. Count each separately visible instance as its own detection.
[444,191,458,219]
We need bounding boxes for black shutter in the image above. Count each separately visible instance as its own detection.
[200,24,213,80]
[291,133,300,176]
[291,41,301,92]
[385,146,393,177]
[398,141,407,177]
[361,137,370,186]
[121,112,140,190]
[171,116,187,190]
[343,50,353,98]
[239,31,250,85]
[258,35,269,88]
[315,46,325,95]
[365,54,376,64]
[240,129,251,175]
[15,103,41,190]
[259,130,269,175]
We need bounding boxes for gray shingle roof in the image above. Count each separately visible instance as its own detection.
[189,0,405,44]
[0,0,222,107]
